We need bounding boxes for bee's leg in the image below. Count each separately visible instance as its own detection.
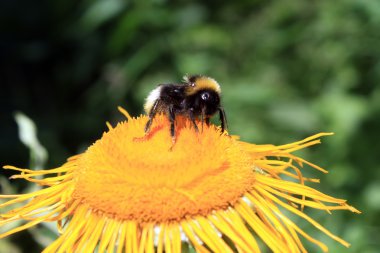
[205,117,210,126]
[189,109,199,133]
[201,113,204,132]
[218,107,228,133]
[201,107,207,132]
[144,100,159,133]
[169,105,176,143]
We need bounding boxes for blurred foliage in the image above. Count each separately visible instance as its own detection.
[1,0,379,252]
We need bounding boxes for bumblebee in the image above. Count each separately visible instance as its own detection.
[144,75,227,140]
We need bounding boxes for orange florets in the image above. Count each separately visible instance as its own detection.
[73,115,255,222]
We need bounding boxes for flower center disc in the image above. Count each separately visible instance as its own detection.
[73,116,255,223]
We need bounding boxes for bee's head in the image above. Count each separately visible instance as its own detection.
[184,75,222,116]
[199,88,220,110]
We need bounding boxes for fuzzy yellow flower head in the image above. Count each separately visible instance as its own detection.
[0,108,359,253]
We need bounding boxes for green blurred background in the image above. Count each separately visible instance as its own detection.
[1,0,379,252]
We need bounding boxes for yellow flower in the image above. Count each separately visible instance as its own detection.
[0,107,359,253]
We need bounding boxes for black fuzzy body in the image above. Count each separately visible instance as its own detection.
[144,83,227,139]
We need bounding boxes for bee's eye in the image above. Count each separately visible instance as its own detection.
[201,92,210,101]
